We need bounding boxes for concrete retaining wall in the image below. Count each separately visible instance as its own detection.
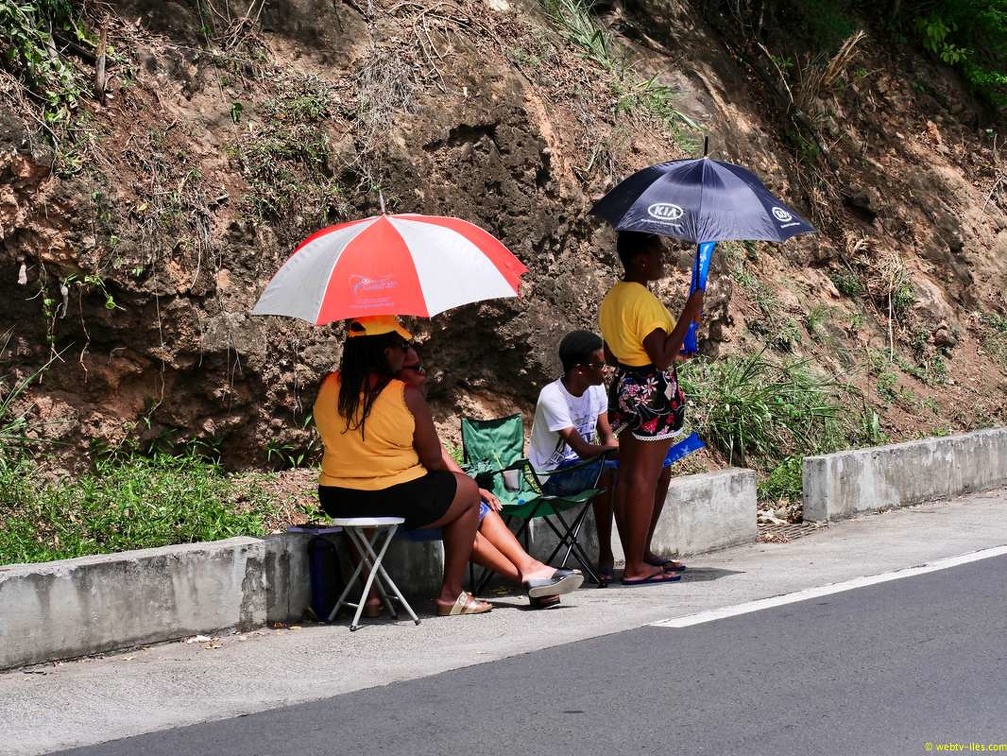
[803,428,1007,522]
[529,467,758,565]
[0,467,758,670]
[6,427,1006,669]
[0,538,267,671]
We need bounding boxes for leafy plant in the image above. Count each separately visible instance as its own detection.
[444,442,464,466]
[234,74,343,224]
[0,0,89,128]
[805,305,832,342]
[265,414,322,469]
[0,329,63,465]
[980,311,1007,373]
[757,455,804,505]
[613,76,700,147]
[679,352,847,466]
[776,0,856,53]
[908,2,1007,108]
[542,0,616,68]
[830,269,863,297]
[852,407,888,447]
[540,0,698,148]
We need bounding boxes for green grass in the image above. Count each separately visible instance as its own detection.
[678,352,848,467]
[757,455,804,505]
[540,0,698,148]
[0,453,305,565]
[830,269,863,297]
[542,0,616,69]
[233,74,346,225]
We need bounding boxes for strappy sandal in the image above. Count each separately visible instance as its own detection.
[436,591,492,616]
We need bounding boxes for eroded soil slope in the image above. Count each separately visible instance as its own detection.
[1,0,1005,471]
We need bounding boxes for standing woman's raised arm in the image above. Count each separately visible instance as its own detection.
[642,290,704,369]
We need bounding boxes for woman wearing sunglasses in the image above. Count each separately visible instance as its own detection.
[398,345,583,608]
[313,315,491,617]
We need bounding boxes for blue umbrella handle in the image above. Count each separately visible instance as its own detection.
[682,242,716,355]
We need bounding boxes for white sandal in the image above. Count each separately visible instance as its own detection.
[437,591,492,616]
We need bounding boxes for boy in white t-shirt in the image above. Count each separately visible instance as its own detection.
[529,331,619,579]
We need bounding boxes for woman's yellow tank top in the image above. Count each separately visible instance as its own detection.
[313,372,425,490]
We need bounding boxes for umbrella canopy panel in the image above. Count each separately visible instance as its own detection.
[252,214,528,324]
[590,157,816,243]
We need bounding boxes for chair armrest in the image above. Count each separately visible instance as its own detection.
[535,454,608,493]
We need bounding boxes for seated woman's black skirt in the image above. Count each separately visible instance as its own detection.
[318,470,457,530]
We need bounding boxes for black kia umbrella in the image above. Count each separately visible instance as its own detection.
[590,140,816,352]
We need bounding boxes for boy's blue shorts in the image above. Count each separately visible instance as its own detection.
[540,457,605,497]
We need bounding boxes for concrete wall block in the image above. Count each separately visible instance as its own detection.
[264,533,312,623]
[525,467,757,566]
[0,538,264,671]
[803,428,1007,522]
[802,456,831,522]
[963,430,1007,491]
[523,508,595,566]
[668,468,758,555]
[265,530,446,615]
[383,537,444,600]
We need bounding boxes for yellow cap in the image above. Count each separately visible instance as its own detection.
[346,315,412,340]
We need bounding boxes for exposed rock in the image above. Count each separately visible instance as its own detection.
[0,0,1005,471]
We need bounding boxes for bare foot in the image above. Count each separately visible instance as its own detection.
[620,565,667,582]
[645,552,686,571]
[519,561,560,582]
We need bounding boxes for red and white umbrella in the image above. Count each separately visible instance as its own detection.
[252,213,528,324]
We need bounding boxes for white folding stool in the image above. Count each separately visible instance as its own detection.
[327,516,421,631]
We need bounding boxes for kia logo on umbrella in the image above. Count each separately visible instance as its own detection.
[772,206,800,229]
[647,203,685,224]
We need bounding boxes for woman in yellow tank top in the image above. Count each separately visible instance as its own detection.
[314,315,491,617]
[598,232,704,587]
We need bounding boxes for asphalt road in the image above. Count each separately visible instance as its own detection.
[55,554,1007,756]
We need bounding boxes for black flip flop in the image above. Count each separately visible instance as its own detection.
[621,571,682,587]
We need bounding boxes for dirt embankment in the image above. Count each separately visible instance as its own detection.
[0,0,1005,472]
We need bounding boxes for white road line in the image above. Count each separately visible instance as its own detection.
[651,545,1007,628]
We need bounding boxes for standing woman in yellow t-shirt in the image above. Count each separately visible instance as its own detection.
[598,232,704,586]
[313,315,491,616]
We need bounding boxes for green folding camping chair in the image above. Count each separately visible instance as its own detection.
[460,414,607,590]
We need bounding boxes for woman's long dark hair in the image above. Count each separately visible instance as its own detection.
[337,332,401,437]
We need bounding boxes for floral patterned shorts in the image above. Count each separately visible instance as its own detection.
[608,364,686,441]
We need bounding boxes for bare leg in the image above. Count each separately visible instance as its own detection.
[472,510,556,582]
[592,468,616,576]
[422,472,482,606]
[644,465,672,563]
[614,430,674,581]
[471,531,521,583]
